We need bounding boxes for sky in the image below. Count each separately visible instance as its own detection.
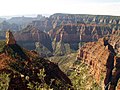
[0,0,120,17]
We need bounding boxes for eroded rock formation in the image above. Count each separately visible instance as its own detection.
[49,24,113,42]
[6,30,16,45]
[49,24,114,53]
[77,30,120,89]
[0,37,73,90]
[14,25,53,52]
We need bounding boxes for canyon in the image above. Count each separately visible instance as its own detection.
[0,14,120,55]
[0,13,120,89]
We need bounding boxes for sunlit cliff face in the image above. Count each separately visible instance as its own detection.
[6,30,16,45]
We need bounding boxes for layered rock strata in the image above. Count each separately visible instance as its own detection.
[77,31,120,89]
[14,25,53,52]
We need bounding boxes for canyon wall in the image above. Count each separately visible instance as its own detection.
[14,25,53,52]
[49,24,116,54]
[77,30,120,89]
[0,14,120,56]
[49,24,113,42]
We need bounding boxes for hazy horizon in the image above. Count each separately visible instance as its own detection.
[0,0,120,17]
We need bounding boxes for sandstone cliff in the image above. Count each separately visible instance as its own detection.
[14,25,53,53]
[77,30,120,89]
[50,13,120,26]
[49,24,115,54]
[109,30,120,55]
[30,13,120,33]
[0,14,120,57]
[49,24,113,42]
[6,30,16,44]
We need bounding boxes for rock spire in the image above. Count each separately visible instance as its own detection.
[6,30,16,44]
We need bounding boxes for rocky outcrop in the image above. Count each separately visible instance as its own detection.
[0,40,73,89]
[109,30,120,55]
[6,30,16,45]
[77,30,120,89]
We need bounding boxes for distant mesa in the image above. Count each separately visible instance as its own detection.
[6,30,16,45]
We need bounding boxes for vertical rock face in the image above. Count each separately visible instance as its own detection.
[14,25,53,52]
[78,38,110,82]
[6,30,16,45]
[49,24,112,43]
[48,24,113,53]
[77,30,120,89]
[109,30,120,55]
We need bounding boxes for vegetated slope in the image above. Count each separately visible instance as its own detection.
[50,52,78,73]
[50,52,102,90]
[0,41,73,90]
[77,30,120,90]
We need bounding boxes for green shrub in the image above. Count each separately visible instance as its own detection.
[0,40,5,53]
[27,68,52,90]
[68,62,102,90]
[0,73,10,90]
